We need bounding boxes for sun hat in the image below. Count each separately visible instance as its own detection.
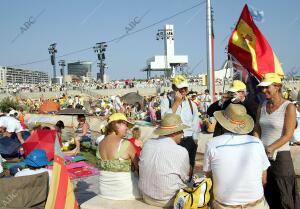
[108,113,134,128]
[213,103,254,134]
[24,149,49,168]
[153,113,190,136]
[172,75,189,89]
[257,73,282,87]
[228,80,247,92]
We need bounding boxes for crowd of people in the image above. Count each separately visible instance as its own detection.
[0,73,299,209]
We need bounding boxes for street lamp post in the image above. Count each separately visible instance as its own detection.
[58,60,65,84]
[48,43,57,84]
[93,42,107,83]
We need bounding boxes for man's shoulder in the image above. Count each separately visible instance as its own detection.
[208,134,262,146]
[145,138,188,153]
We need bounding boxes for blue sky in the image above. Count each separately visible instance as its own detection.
[0,0,299,80]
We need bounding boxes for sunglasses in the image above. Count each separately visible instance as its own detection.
[177,87,188,92]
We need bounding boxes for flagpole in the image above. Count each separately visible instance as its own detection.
[206,0,215,102]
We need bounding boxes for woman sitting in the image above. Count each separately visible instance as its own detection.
[97,113,141,200]
[65,115,91,156]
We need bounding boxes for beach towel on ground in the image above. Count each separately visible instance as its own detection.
[47,161,99,179]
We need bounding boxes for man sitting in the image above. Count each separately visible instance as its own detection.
[139,113,190,208]
[203,104,270,209]
[0,115,25,144]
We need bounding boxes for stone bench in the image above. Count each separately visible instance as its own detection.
[80,196,165,209]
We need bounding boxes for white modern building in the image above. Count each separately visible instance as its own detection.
[0,66,49,87]
[143,24,188,78]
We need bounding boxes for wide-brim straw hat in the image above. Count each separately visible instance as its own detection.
[154,113,190,136]
[213,103,254,134]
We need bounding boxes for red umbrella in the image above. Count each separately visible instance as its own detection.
[23,130,61,161]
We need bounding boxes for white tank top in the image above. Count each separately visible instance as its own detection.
[259,100,291,151]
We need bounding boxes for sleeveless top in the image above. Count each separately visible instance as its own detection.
[75,123,92,137]
[259,100,291,151]
[96,139,131,172]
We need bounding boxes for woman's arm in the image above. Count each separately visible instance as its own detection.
[262,170,267,186]
[267,103,296,153]
[253,105,262,138]
[128,144,139,172]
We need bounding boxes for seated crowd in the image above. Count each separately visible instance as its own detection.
[0,74,299,209]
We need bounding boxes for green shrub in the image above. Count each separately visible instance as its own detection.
[0,97,19,113]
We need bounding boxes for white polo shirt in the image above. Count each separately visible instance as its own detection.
[203,133,270,205]
[0,116,23,133]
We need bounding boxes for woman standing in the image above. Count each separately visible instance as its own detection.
[148,96,157,123]
[254,73,300,209]
[97,113,140,200]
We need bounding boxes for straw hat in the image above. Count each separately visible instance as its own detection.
[154,113,189,136]
[228,80,246,92]
[108,113,134,128]
[257,73,282,87]
[172,75,189,88]
[213,104,254,134]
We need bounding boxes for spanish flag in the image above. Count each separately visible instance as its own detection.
[45,135,78,209]
[228,4,284,80]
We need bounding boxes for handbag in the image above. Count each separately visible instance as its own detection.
[174,177,212,209]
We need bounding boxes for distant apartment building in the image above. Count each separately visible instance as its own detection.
[0,66,49,86]
[67,61,92,79]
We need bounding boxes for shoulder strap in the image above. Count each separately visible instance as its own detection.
[188,99,194,115]
[115,140,130,159]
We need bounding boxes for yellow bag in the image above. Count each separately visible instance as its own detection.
[174,177,212,209]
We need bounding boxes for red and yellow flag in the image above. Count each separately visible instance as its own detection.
[45,135,78,209]
[228,4,284,80]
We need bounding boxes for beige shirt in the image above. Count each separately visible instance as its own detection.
[138,137,190,201]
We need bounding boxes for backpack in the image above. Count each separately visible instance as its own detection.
[174,177,212,209]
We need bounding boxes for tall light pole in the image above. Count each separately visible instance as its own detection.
[206,0,215,101]
[93,42,107,83]
[48,43,57,83]
[58,60,65,84]
[156,25,174,77]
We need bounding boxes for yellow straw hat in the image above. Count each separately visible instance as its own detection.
[257,73,282,87]
[108,113,134,128]
[172,75,189,88]
[228,80,246,92]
